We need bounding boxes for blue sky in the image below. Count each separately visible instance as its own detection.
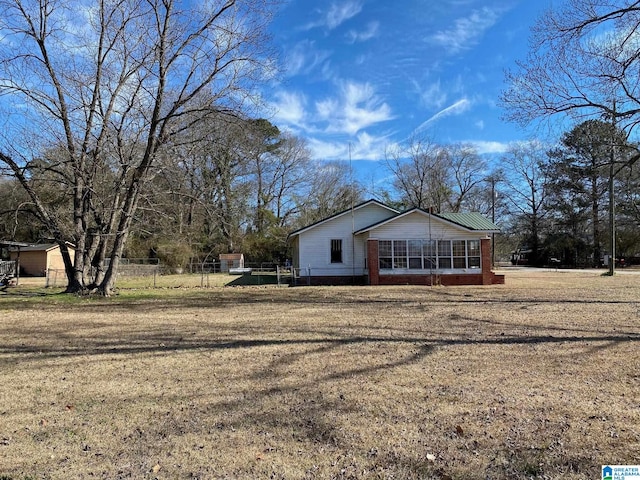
[265,0,552,184]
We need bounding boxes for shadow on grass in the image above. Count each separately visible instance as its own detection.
[224,273,285,286]
[0,309,633,479]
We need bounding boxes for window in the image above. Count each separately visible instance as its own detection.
[408,240,423,269]
[468,240,481,268]
[423,240,436,269]
[330,239,342,263]
[438,240,452,269]
[378,239,481,271]
[453,240,467,268]
[393,240,407,268]
[379,240,392,269]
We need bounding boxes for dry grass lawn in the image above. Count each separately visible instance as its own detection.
[0,269,639,479]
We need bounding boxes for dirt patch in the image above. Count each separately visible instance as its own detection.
[0,270,638,479]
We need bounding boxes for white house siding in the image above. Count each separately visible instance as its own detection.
[297,203,395,277]
[367,212,485,241]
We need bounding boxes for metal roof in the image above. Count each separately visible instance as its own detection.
[8,243,58,252]
[0,240,32,248]
[436,212,500,231]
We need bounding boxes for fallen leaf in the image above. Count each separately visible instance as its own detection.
[455,425,464,436]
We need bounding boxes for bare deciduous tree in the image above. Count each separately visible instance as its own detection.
[502,0,640,141]
[384,136,450,211]
[0,0,277,294]
[500,141,551,266]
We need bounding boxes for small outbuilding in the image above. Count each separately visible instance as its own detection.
[219,253,245,273]
[10,243,74,276]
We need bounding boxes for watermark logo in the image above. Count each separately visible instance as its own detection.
[603,465,640,480]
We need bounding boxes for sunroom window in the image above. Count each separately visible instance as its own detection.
[408,240,423,269]
[378,239,481,271]
[438,240,452,269]
[379,240,392,269]
[453,240,467,268]
[468,240,481,268]
[423,240,436,269]
[393,240,407,268]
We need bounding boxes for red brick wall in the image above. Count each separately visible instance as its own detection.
[367,239,379,285]
[378,273,485,286]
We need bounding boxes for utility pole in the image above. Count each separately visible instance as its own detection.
[491,176,496,268]
[608,100,616,276]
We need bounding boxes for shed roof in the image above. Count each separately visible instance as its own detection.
[8,242,75,252]
[11,243,59,252]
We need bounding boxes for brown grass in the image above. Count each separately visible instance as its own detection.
[0,269,639,479]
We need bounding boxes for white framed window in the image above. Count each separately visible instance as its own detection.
[452,240,467,268]
[378,239,481,271]
[468,240,481,268]
[393,240,407,268]
[438,240,452,269]
[379,240,392,269]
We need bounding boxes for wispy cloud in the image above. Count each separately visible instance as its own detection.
[303,0,364,31]
[347,21,380,43]
[284,40,332,77]
[414,98,472,133]
[316,81,393,135]
[467,140,509,155]
[308,131,394,161]
[430,7,502,54]
[272,91,307,128]
[412,79,447,110]
[326,1,363,29]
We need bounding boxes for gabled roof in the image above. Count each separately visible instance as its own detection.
[288,199,399,238]
[354,207,500,235]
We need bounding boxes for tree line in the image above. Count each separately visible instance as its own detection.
[2,0,640,294]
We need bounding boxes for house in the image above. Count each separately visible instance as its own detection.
[9,243,74,276]
[288,199,504,286]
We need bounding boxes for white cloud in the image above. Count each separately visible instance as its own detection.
[412,79,447,110]
[284,40,331,77]
[316,81,394,136]
[430,7,502,54]
[326,1,363,29]
[347,21,380,43]
[307,131,394,161]
[302,0,363,31]
[272,91,307,127]
[414,98,472,133]
[467,140,509,155]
